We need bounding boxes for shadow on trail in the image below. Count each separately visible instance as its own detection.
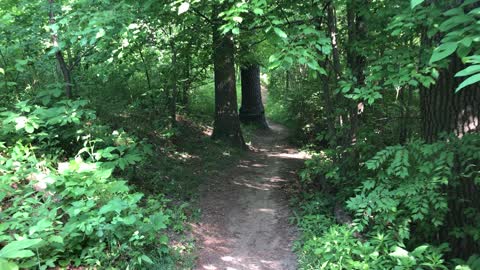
[192,122,309,270]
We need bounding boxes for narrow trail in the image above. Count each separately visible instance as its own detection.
[192,122,309,270]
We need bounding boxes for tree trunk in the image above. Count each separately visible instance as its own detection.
[48,0,72,99]
[346,0,367,147]
[138,47,152,91]
[421,58,480,142]
[240,64,269,129]
[169,42,178,128]
[420,55,480,258]
[211,4,245,148]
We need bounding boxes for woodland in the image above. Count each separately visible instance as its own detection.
[0,0,480,269]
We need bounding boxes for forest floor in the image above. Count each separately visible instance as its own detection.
[191,122,309,270]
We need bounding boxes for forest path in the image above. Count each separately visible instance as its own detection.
[192,122,308,270]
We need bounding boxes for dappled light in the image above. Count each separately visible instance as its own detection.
[1,0,480,269]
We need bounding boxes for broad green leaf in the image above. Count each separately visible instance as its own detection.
[232,27,240,35]
[0,68,4,75]
[99,198,128,214]
[429,42,457,64]
[150,212,169,230]
[456,73,480,92]
[178,2,190,15]
[49,235,64,244]
[24,123,34,133]
[411,0,424,8]
[273,27,287,39]
[455,65,480,77]
[468,7,480,15]
[0,259,18,270]
[141,255,154,264]
[439,15,472,32]
[0,239,42,259]
[253,8,264,15]
[411,245,428,256]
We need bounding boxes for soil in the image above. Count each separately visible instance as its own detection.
[192,122,309,270]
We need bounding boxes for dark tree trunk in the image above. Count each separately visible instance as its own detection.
[319,3,343,147]
[182,53,191,108]
[346,0,367,147]
[211,4,245,148]
[48,0,72,99]
[240,64,269,129]
[138,47,152,91]
[421,57,480,142]
[169,42,178,128]
[420,56,480,258]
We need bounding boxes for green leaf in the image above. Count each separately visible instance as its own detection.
[429,42,457,64]
[150,212,169,230]
[0,259,18,270]
[49,235,64,244]
[455,73,480,92]
[99,198,128,214]
[439,15,472,32]
[95,28,105,39]
[411,245,428,256]
[141,255,154,264]
[24,123,34,133]
[455,65,480,77]
[0,68,4,75]
[273,27,287,39]
[253,8,264,15]
[411,0,424,8]
[232,27,240,35]
[0,239,42,259]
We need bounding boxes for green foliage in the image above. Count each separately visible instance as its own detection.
[292,192,449,270]
[0,97,175,269]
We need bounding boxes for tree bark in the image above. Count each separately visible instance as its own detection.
[211,4,245,148]
[421,57,480,142]
[240,64,269,129]
[48,0,73,99]
[169,41,178,128]
[346,0,367,147]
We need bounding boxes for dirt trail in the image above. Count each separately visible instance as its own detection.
[192,122,309,270]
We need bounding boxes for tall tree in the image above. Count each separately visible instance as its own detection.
[240,64,269,128]
[211,3,245,148]
[48,0,73,99]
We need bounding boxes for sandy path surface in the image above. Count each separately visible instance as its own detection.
[192,122,308,270]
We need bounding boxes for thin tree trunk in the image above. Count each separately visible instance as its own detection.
[170,42,178,128]
[138,47,152,91]
[346,0,367,147]
[48,0,72,99]
[211,4,245,148]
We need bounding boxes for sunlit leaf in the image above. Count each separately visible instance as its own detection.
[411,0,424,8]
[456,73,480,92]
[178,2,190,15]
[273,27,287,39]
[429,42,457,64]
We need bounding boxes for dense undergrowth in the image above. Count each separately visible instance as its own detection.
[0,84,245,269]
[268,77,480,269]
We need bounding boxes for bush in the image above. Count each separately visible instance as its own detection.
[0,97,173,269]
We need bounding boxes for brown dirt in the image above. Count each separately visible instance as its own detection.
[192,122,309,270]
